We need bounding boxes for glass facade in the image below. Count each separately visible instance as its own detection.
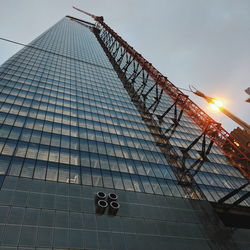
[0,17,249,249]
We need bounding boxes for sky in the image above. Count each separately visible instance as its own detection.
[0,0,249,132]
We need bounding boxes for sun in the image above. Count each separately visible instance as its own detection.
[208,99,224,112]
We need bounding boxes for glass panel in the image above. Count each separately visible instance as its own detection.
[55,211,69,228]
[37,227,53,247]
[131,175,144,192]
[46,162,58,181]
[158,179,172,196]
[112,172,124,190]
[69,212,83,229]
[58,165,69,183]
[70,150,79,165]
[39,209,55,227]
[1,140,16,156]
[149,177,163,195]
[81,168,92,186]
[26,143,39,159]
[2,225,21,245]
[23,208,40,226]
[0,155,11,174]
[102,170,114,188]
[33,161,47,180]
[21,159,35,178]
[19,225,37,246]
[60,148,70,164]
[80,151,90,167]
[54,228,69,248]
[92,169,103,187]
[121,173,134,191]
[70,166,80,184]
[49,148,60,163]
[15,142,28,157]
[37,145,49,161]
[90,153,100,168]
[140,176,154,194]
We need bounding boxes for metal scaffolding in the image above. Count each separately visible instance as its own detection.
[72,8,250,206]
[72,7,249,182]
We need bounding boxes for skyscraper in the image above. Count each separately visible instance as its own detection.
[0,15,249,249]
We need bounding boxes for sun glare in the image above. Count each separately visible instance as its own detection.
[212,99,224,108]
[209,103,220,112]
[208,98,224,112]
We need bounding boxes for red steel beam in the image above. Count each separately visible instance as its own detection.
[73,7,250,181]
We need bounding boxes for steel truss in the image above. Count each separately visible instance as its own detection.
[96,24,245,183]
[179,122,215,181]
[94,25,206,201]
[218,183,250,210]
[73,8,250,182]
[88,26,205,199]
[72,8,250,200]
[182,122,215,160]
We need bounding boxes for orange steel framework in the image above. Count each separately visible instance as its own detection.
[73,6,250,182]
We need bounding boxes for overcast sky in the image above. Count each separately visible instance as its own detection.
[0,0,249,132]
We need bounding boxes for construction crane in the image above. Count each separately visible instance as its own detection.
[189,86,250,134]
[72,6,250,183]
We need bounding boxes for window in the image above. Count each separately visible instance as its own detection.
[92,169,103,187]
[140,176,153,194]
[37,145,49,161]
[81,168,92,186]
[46,163,58,181]
[0,125,11,138]
[15,142,28,157]
[112,172,124,190]
[60,149,70,164]
[58,165,69,183]
[69,166,80,184]
[26,143,39,159]
[0,155,11,174]
[102,170,114,188]
[121,173,134,191]
[1,140,16,156]
[49,148,60,163]
[33,161,47,180]
[20,129,32,142]
[21,159,35,178]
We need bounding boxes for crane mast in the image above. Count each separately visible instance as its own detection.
[72,7,250,184]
